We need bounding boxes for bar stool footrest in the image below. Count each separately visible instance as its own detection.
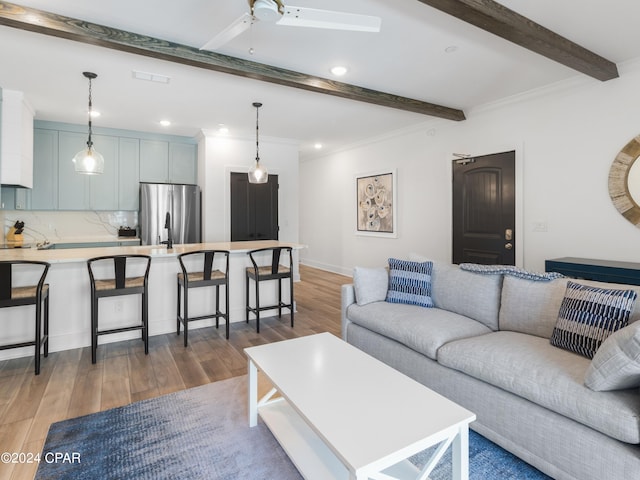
[97,325,145,336]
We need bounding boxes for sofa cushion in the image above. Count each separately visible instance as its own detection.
[346,302,491,360]
[499,276,568,338]
[550,281,637,359]
[353,266,388,306]
[437,331,640,443]
[386,258,433,308]
[585,321,640,391]
[500,276,640,339]
[430,262,502,330]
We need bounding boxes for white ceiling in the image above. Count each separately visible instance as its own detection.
[1,0,640,159]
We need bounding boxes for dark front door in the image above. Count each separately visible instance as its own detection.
[452,151,515,265]
[230,172,279,241]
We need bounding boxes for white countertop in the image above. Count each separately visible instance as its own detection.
[0,240,305,264]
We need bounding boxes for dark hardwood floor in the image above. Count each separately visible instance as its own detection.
[0,265,348,480]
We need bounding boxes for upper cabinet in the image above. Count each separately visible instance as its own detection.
[140,140,197,184]
[31,129,59,210]
[58,132,119,210]
[169,143,197,184]
[139,140,169,183]
[0,89,34,188]
[15,121,198,212]
[118,138,140,211]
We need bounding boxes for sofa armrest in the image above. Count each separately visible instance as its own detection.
[341,283,356,341]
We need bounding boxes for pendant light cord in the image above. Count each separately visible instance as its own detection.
[86,73,95,149]
[254,102,261,162]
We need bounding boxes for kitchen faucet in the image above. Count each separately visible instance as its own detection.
[160,211,173,249]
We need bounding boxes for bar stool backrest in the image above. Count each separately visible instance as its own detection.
[87,255,151,293]
[177,250,229,284]
[0,260,50,306]
[247,247,293,277]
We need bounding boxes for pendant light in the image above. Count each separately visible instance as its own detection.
[248,101,268,184]
[73,71,104,175]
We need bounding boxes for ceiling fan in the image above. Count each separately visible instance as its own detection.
[201,0,382,51]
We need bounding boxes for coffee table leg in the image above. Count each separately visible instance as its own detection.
[248,358,258,427]
[451,424,470,480]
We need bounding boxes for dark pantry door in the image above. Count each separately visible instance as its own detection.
[230,172,279,241]
[452,151,515,265]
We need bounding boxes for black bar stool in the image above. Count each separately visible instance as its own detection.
[87,255,151,364]
[0,260,50,375]
[177,250,230,346]
[245,247,294,333]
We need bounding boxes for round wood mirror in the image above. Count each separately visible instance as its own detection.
[609,135,640,227]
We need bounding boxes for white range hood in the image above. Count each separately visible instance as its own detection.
[0,89,34,188]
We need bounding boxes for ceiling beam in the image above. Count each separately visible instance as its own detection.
[0,2,466,121]
[416,0,618,81]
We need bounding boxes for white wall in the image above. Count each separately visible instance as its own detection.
[300,59,640,275]
[198,132,299,243]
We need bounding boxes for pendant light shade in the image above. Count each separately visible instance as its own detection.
[74,72,104,175]
[248,102,268,184]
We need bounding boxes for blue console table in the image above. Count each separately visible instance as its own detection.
[545,257,640,286]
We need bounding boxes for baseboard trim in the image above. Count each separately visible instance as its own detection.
[300,259,352,277]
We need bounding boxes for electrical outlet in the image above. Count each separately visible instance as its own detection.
[532,221,548,232]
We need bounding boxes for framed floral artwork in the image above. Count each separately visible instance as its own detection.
[356,170,397,237]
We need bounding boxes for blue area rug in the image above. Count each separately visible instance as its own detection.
[36,376,551,479]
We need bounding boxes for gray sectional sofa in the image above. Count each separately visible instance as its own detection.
[341,257,640,480]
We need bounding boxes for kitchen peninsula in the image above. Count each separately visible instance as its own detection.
[0,240,304,362]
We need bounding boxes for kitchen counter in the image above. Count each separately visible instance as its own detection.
[0,240,300,262]
[0,240,305,363]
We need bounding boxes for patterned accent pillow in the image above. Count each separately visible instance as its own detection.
[550,281,637,359]
[386,258,433,308]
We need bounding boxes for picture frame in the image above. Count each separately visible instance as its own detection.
[355,170,397,237]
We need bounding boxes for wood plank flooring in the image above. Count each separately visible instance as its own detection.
[0,265,349,480]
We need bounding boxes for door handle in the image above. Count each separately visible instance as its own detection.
[505,229,513,241]
[505,243,513,250]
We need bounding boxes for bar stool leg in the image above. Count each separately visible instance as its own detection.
[245,274,250,323]
[183,285,189,348]
[255,278,261,334]
[225,279,230,340]
[91,295,98,364]
[176,280,182,335]
[278,279,282,318]
[143,288,149,355]
[290,274,294,328]
[44,293,49,357]
[215,285,220,329]
[34,295,41,375]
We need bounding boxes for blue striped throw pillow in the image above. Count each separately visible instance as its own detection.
[386,258,433,308]
[550,281,637,359]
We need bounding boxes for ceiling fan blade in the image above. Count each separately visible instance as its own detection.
[200,12,254,51]
[277,6,381,32]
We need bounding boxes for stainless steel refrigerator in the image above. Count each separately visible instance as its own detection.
[139,183,201,246]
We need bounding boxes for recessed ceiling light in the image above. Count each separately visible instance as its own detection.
[444,45,458,53]
[160,120,171,127]
[314,143,323,149]
[330,66,348,76]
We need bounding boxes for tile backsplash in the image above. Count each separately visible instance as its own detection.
[1,210,138,244]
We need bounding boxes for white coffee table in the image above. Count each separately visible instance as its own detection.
[245,333,476,480]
